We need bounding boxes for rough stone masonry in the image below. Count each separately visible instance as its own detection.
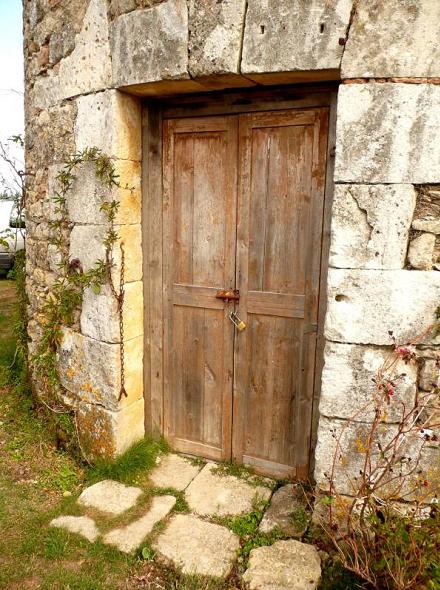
[24,0,440,498]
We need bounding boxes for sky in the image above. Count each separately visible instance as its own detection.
[0,0,24,190]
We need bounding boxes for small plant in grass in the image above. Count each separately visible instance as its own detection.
[141,546,156,561]
[289,505,310,534]
[185,455,207,468]
[317,312,440,590]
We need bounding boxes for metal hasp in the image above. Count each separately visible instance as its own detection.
[215,289,240,302]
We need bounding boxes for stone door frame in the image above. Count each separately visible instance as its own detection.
[141,83,338,478]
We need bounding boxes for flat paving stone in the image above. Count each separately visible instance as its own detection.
[243,540,321,590]
[185,463,272,517]
[150,454,202,491]
[259,484,311,538]
[103,495,176,553]
[50,515,99,542]
[78,480,143,515]
[153,514,240,578]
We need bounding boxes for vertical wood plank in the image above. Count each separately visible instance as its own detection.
[234,108,329,479]
[162,116,237,460]
[295,109,329,478]
[142,106,164,436]
[309,92,337,479]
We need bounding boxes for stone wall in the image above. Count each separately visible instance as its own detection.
[23,0,440,475]
[314,0,440,498]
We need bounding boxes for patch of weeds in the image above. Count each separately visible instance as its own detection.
[318,559,372,590]
[130,561,231,590]
[43,527,72,560]
[290,505,310,534]
[184,455,207,468]
[239,528,285,561]
[152,486,190,513]
[43,462,79,492]
[214,499,284,563]
[211,461,274,489]
[87,437,169,485]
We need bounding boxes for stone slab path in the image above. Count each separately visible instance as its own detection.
[103,495,176,553]
[50,453,321,586]
[153,514,240,577]
[243,540,321,590]
[50,515,99,542]
[150,453,201,490]
[259,484,311,538]
[185,462,272,516]
[77,479,143,515]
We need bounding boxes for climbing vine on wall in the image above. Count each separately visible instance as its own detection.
[33,147,130,405]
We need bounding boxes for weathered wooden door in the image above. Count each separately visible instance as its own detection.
[163,108,328,476]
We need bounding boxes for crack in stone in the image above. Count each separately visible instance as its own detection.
[238,0,249,74]
[340,0,359,68]
[347,186,374,244]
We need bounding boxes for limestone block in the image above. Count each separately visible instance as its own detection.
[243,540,321,590]
[75,90,142,161]
[412,189,440,233]
[241,0,352,76]
[69,223,142,283]
[58,0,111,99]
[76,397,145,459]
[104,495,176,552]
[31,0,111,108]
[59,160,141,226]
[153,514,240,577]
[342,1,440,78]
[419,359,440,391]
[26,102,76,167]
[150,454,202,491]
[335,84,440,184]
[80,281,143,343]
[413,219,440,234]
[188,0,246,78]
[49,27,76,66]
[319,342,417,423]
[47,244,62,273]
[31,74,61,110]
[325,269,440,345]
[78,479,143,514]
[50,516,99,542]
[314,416,427,497]
[330,184,416,269]
[185,463,271,517]
[58,328,143,410]
[259,484,310,539]
[408,233,436,270]
[110,0,189,87]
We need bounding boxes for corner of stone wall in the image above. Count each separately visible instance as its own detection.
[314,0,440,501]
[24,0,145,460]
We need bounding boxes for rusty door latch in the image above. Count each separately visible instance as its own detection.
[215,289,240,302]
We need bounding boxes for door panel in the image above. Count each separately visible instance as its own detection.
[162,107,328,477]
[232,109,329,478]
[163,116,238,460]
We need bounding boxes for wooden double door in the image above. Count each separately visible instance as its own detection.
[162,107,329,478]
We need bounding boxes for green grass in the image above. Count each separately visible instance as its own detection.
[152,486,190,512]
[0,279,16,375]
[212,497,285,563]
[87,436,169,485]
